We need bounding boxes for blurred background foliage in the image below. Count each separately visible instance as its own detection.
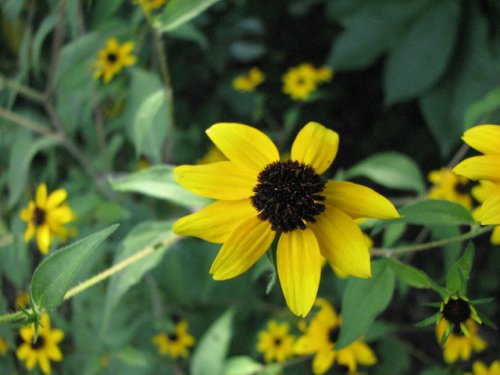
[1,0,499,374]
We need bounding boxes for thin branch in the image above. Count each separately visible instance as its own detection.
[44,0,67,99]
[0,74,45,102]
[0,107,63,140]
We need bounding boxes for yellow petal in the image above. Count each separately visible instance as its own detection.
[24,223,35,242]
[173,199,257,243]
[324,181,400,219]
[291,122,339,174]
[312,348,336,375]
[16,343,30,359]
[210,216,274,280]
[476,195,500,225]
[452,155,500,182]
[36,184,48,207]
[46,189,67,209]
[351,341,377,365]
[49,329,64,344]
[310,206,371,278]
[472,361,488,374]
[46,345,63,361]
[206,123,279,172]
[462,124,500,155]
[120,41,135,54]
[47,206,76,224]
[20,202,35,221]
[336,347,357,373]
[277,228,321,317]
[38,354,51,375]
[490,225,500,245]
[175,162,257,200]
[36,225,51,254]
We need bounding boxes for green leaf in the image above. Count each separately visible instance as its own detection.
[154,0,222,32]
[223,356,264,375]
[30,225,118,309]
[133,89,166,157]
[399,199,475,226]
[32,15,57,80]
[415,312,440,328]
[446,242,474,294]
[384,258,436,289]
[384,0,460,104]
[464,87,500,129]
[109,165,210,209]
[191,309,235,375]
[344,151,425,193]
[336,261,395,349]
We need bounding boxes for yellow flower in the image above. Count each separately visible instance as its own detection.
[232,67,265,92]
[173,122,399,316]
[467,360,500,375]
[20,183,76,255]
[132,0,167,13]
[453,124,500,224]
[16,313,64,374]
[428,168,473,210]
[257,320,296,363]
[295,299,377,374]
[438,296,482,340]
[0,337,8,356]
[282,63,319,101]
[93,37,137,83]
[471,181,500,244]
[436,319,486,363]
[15,291,30,308]
[152,320,195,358]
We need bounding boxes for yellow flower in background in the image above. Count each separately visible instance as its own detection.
[295,299,377,374]
[174,122,399,316]
[16,313,64,375]
[428,168,473,210]
[133,0,167,13]
[232,67,265,92]
[152,320,195,358]
[257,320,296,363]
[453,124,500,224]
[472,180,500,244]
[197,145,227,164]
[0,337,8,356]
[20,184,76,255]
[436,319,486,363]
[467,361,500,375]
[15,291,30,308]
[282,63,333,101]
[93,37,136,83]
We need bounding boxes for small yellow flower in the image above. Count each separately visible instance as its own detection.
[453,124,500,224]
[93,37,137,83]
[467,360,500,375]
[232,67,265,92]
[15,291,30,308]
[257,320,296,363]
[0,337,9,356]
[471,181,500,244]
[173,122,399,316]
[16,313,65,375]
[282,63,318,101]
[295,299,377,374]
[132,0,167,13]
[438,296,482,340]
[428,168,473,210]
[152,320,195,359]
[20,183,76,255]
[436,319,486,363]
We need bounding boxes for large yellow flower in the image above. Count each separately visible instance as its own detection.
[93,37,136,83]
[436,319,486,363]
[20,183,76,254]
[472,180,500,244]
[152,320,195,358]
[174,122,399,316]
[16,313,64,374]
[467,361,500,375]
[295,299,377,374]
[256,320,296,363]
[453,124,500,224]
[428,168,473,209]
[232,67,266,92]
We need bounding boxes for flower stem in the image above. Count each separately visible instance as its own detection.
[371,225,492,256]
[0,311,25,324]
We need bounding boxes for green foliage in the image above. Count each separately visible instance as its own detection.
[154,0,222,32]
[446,242,474,295]
[398,199,475,226]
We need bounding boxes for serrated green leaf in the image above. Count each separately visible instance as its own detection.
[191,309,234,375]
[133,89,166,157]
[154,0,221,32]
[336,261,395,349]
[109,165,210,209]
[344,151,425,193]
[446,242,474,294]
[399,199,475,226]
[30,225,118,309]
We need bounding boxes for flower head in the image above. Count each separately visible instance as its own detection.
[232,67,265,92]
[20,184,76,254]
[132,0,167,13]
[295,299,377,374]
[257,320,296,363]
[438,296,482,340]
[453,124,500,224]
[428,168,473,209]
[0,337,8,356]
[93,37,136,83]
[174,122,399,316]
[436,319,486,363]
[16,313,64,375]
[466,360,500,375]
[282,64,333,101]
[152,320,195,359]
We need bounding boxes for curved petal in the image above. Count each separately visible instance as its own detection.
[312,348,336,375]
[36,184,48,207]
[277,228,321,317]
[46,189,67,209]
[452,155,500,182]
[324,181,400,219]
[462,124,500,155]
[310,206,371,278]
[490,225,500,245]
[174,162,257,200]
[24,223,35,242]
[291,122,339,174]
[36,225,51,254]
[47,345,63,361]
[38,355,51,375]
[173,199,257,243]
[47,206,76,225]
[20,202,35,221]
[206,123,279,172]
[476,195,500,225]
[210,216,274,280]
[351,341,377,365]
[336,347,357,373]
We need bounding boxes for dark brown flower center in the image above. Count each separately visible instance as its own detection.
[251,160,325,232]
[328,326,339,343]
[167,332,179,342]
[107,52,118,63]
[454,181,470,194]
[442,298,471,325]
[31,335,45,349]
[273,337,282,346]
[32,207,46,227]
